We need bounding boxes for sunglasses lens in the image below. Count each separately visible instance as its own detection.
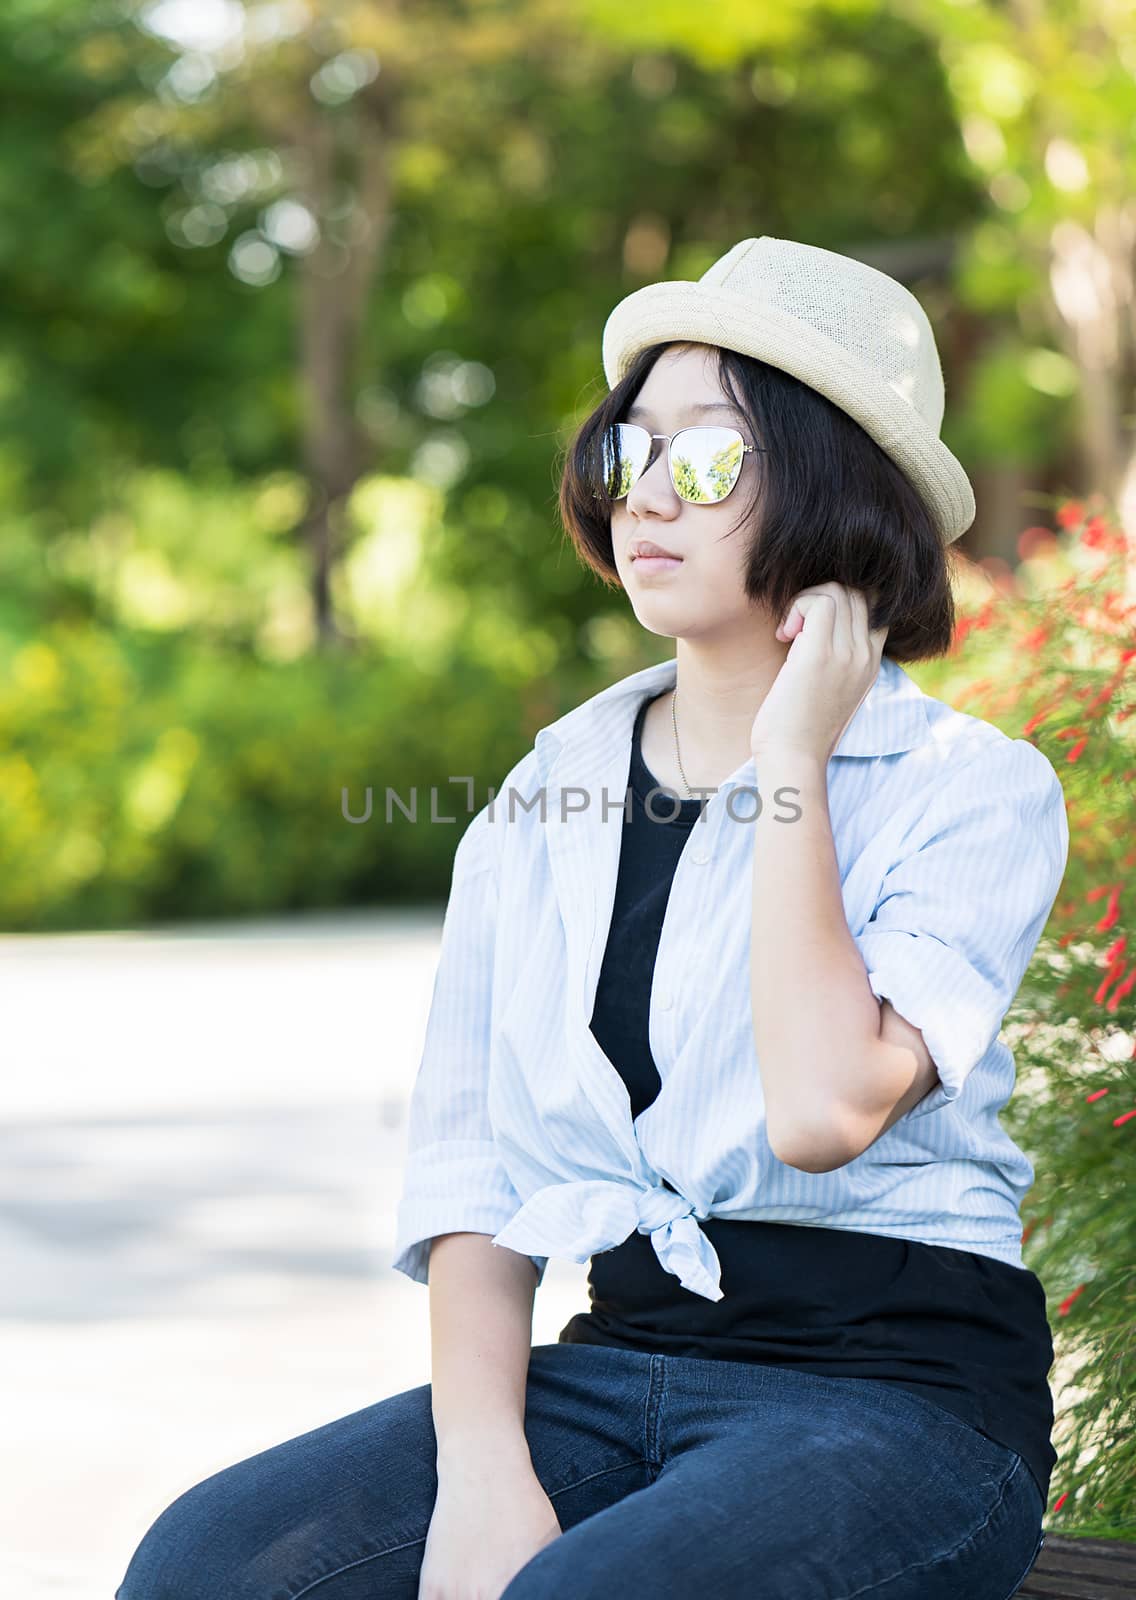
[601,424,746,503]
[602,423,651,499]
[670,426,746,503]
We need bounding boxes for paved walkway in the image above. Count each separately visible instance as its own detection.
[0,911,587,1600]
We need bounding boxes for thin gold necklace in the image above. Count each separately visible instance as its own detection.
[671,688,694,798]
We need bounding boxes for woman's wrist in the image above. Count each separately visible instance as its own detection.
[436,1424,534,1480]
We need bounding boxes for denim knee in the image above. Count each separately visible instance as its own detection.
[115,1475,232,1600]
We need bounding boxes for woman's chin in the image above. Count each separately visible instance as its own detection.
[628,599,703,638]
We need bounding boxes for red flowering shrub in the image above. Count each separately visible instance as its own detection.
[913,494,1136,1538]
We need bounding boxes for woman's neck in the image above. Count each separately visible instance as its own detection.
[640,647,790,794]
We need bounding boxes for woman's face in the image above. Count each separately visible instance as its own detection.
[609,343,765,642]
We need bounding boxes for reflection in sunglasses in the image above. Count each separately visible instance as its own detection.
[603,423,760,505]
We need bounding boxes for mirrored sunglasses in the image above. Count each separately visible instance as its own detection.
[601,422,764,506]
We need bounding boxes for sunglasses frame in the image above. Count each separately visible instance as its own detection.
[601,422,767,506]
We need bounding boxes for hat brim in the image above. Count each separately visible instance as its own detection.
[601,279,975,546]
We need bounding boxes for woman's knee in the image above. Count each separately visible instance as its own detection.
[115,1465,246,1600]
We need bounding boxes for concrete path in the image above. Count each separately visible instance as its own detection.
[0,910,589,1600]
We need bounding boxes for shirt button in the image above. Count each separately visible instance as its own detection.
[690,849,709,865]
[657,991,673,1010]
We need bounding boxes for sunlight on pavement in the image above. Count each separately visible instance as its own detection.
[1,912,588,1600]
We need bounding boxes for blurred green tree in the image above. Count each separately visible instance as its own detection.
[1,0,986,655]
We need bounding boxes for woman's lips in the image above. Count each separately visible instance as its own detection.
[632,553,683,573]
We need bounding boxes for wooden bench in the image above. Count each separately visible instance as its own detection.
[1013,1530,1136,1595]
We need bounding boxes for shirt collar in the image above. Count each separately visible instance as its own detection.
[535,651,932,784]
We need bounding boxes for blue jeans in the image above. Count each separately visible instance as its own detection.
[115,1342,1046,1599]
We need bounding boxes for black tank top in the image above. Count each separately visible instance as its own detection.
[557,695,1057,1510]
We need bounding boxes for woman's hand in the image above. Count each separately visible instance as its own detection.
[749,582,889,764]
[418,1451,562,1600]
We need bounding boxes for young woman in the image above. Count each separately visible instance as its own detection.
[116,237,1067,1600]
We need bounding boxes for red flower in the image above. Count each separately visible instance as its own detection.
[1106,970,1136,1012]
[1057,502,1084,529]
[1089,884,1122,932]
[1019,625,1050,652]
[1022,707,1051,735]
[1093,957,1126,1003]
[1058,1283,1087,1315]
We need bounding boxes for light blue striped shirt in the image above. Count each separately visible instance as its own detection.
[392,653,1069,1300]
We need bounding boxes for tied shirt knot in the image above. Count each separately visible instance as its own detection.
[636,1180,695,1233]
[492,1175,725,1302]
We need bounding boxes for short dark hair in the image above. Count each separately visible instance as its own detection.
[558,341,960,662]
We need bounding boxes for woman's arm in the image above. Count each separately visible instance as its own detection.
[746,585,1068,1169]
[419,1233,561,1600]
[428,1231,539,1470]
[747,744,938,1172]
[746,584,936,1170]
[749,737,1069,1171]
[391,796,548,1295]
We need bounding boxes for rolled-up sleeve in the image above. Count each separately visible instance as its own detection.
[391,804,548,1288]
[854,737,1069,1106]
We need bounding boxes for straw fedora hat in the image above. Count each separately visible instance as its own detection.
[601,235,975,546]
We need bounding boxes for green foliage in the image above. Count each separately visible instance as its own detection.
[0,0,991,648]
[949,332,1077,469]
[910,503,1136,1538]
[0,616,589,931]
